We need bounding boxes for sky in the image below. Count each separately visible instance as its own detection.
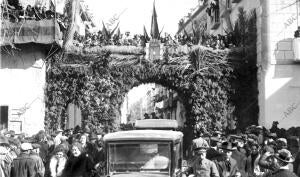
[84,0,198,36]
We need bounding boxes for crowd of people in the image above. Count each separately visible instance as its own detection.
[184,121,300,177]
[1,0,59,22]
[1,120,299,177]
[0,126,105,177]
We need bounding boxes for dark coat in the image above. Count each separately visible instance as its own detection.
[206,148,222,161]
[83,142,96,157]
[11,153,36,177]
[294,152,300,176]
[63,153,94,177]
[232,150,247,176]
[215,157,238,177]
[268,169,298,177]
[30,152,45,177]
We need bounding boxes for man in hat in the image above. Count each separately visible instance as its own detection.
[30,143,45,177]
[216,141,238,177]
[268,149,297,177]
[184,139,219,177]
[0,135,12,177]
[190,134,209,156]
[11,143,36,177]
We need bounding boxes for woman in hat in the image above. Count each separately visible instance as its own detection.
[49,145,68,177]
[267,149,297,177]
[63,142,94,177]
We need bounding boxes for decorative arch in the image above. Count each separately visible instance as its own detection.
[45,44,238,137]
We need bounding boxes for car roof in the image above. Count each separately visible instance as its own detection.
[104,130,183,142]
[135,119,178,129]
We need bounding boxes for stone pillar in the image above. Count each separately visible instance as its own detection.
[145,39,163,60]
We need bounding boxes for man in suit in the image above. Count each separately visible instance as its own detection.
[215,141,238,177]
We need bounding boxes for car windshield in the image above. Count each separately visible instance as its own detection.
[108,142,171,174]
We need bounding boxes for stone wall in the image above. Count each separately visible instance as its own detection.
[0,45,46,136]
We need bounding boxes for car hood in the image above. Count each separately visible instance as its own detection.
[109,172,169,177]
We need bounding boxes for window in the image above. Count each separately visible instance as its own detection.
[210,0,220,29]
[209,0,220,23]
[226,0,232,9]
[214,7,220,23]
[108,142,171,173]
[0,106,8,130]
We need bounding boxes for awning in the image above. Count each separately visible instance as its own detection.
[1,19,62,46]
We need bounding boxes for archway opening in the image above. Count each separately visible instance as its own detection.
[120,83,186,128]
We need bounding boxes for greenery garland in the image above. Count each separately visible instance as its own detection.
[45,45,235,136]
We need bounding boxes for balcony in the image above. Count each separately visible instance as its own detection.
[1,19,62,46]
[0,2,65,46]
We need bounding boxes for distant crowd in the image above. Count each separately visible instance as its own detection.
[72,29,235,50]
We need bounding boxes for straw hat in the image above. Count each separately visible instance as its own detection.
[274,149,294,163]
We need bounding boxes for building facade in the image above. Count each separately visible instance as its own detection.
[0,0,93,135]
[152,84,186,127]
[0,19,62,136]
[178,0,300,129]
[258,0,300,129]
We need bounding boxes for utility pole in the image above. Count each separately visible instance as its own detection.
[63,0,80,51]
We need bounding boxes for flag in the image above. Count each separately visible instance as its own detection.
[102,21,109,40]
[116,28,121,39]
[110,21,120,37]
[150,1,159,39]
[143,25,150,41]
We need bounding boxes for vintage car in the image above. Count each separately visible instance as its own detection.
[103,119,184,177]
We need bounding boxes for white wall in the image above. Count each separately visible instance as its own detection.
[258,0,300,129]
[0,45,46,136]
